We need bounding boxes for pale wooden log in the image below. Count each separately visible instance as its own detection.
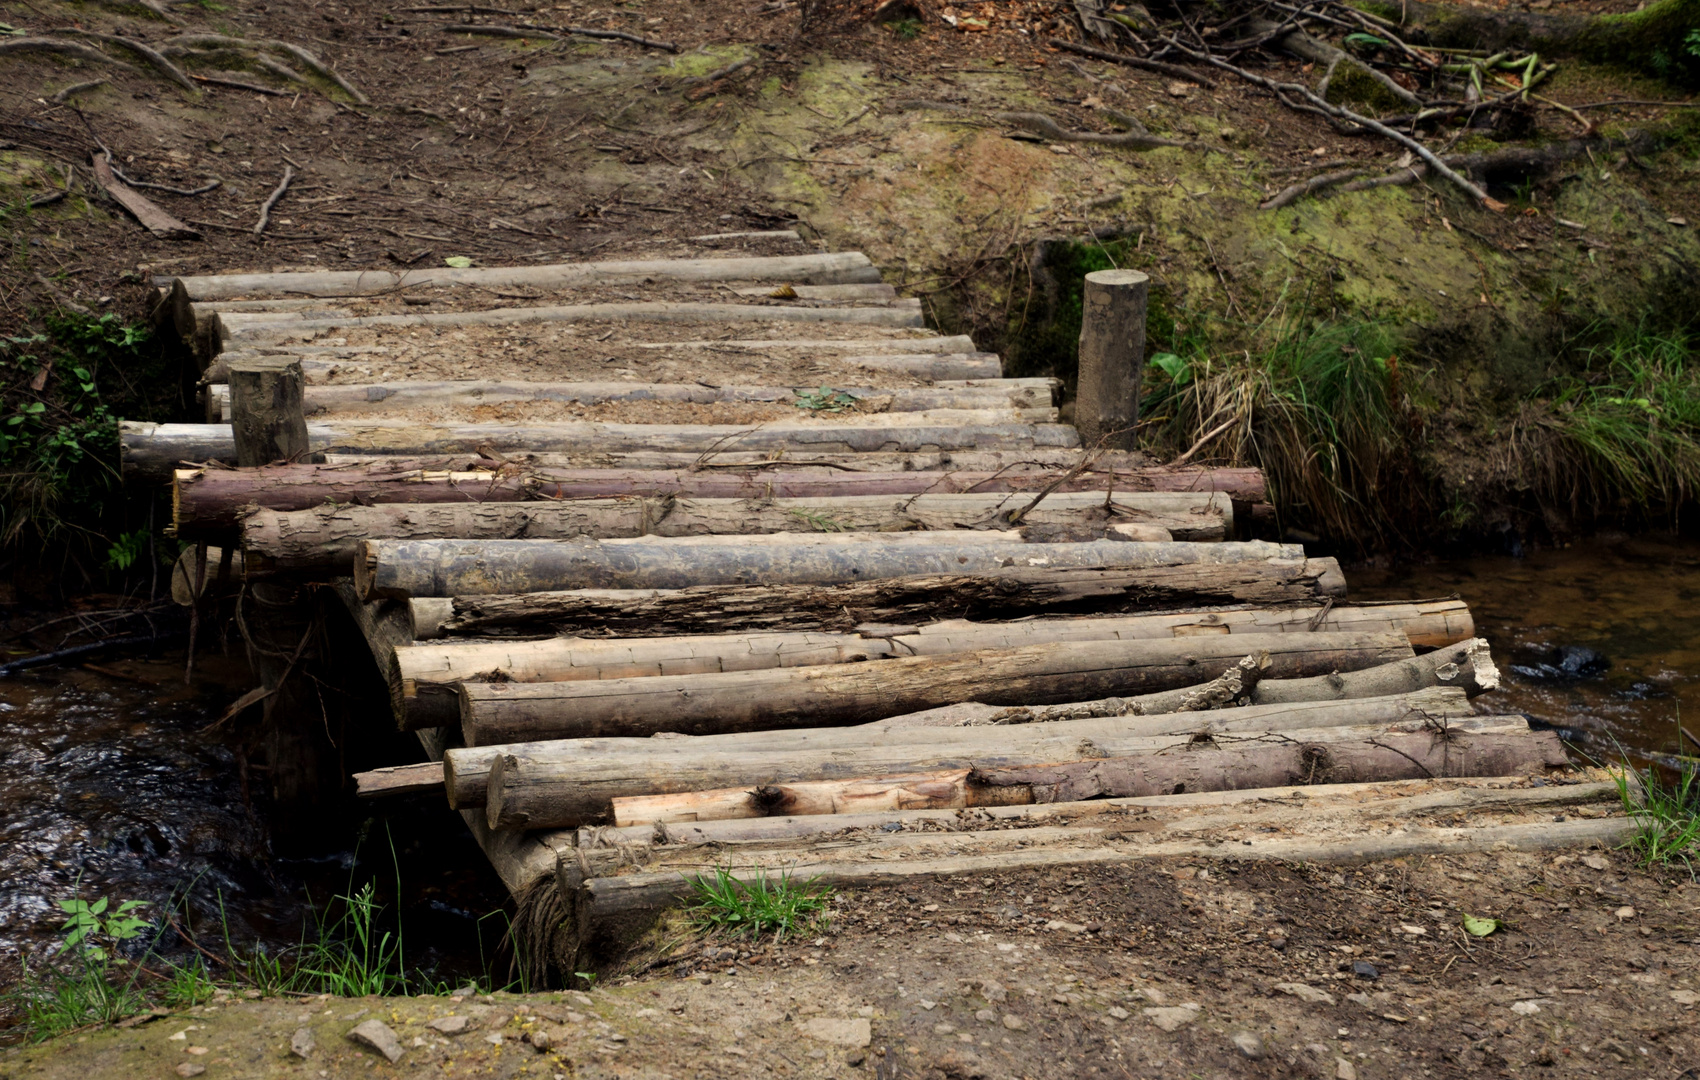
[355,761,444,797]
[437,557,1347,636]
[610,718,1535,824]
[228,358,312,467]
[181,298,352,360]
[1075,269,1148,450]
[639,335,976,353]
[409,597,455,640]
[128,417,1084,483]
[160,252,883,300]
[272,350,1005,385]
[839,354,1000,379]
[240,491,1227,571]
[213,300,926,348]
[457,631,1408,746]
[358,536,1304,601]
[439,686,1474,808]
[485,717,1565,829]
[729,283,894,300]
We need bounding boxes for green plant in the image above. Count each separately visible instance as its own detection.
[1689,28,1700,57]
[1614,759,1700,873]
[793,386,858,412]
[161,958,217,1008]
[57,897,150,961]
[102,528,150,571]
[887,17,922,38]
[12,895,150,1040]
[786,507,847,531]
[686,867,832,941]
[296,881,410,996]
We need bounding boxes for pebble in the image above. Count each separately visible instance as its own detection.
[1335,1057,1358,1080]
[933,1024,956,1035]
[1268,937,1288,951]
[346,1019,405,1064]
[289,1028,315,1059]
[174,1065,205,1078]
[1107,1007,1129,1020]
[1230,1031,1264,1059]
[1142,1004,1201,1033]
[1583,855,1610,871]
[975,1009,996,1023]
[1352,962,1379,980]
[798,1018,871,1048]
[1001,1015,1027,1031]
[1275,983,1336,1005]
[1670,990,1700,1006]
[427,1015,469,1035]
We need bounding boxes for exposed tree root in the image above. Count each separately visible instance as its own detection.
[50,78,108,103]
[0,38,137,70]
[1049,39,1218,88]
[1243,17,1420,108]
[55,29,197,91]
[897,99,1203,151]
[167,34,367,103]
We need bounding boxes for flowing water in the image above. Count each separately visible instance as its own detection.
[3,532,1698,1030]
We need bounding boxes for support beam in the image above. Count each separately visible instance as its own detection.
[1075,269,1148,451]
[228,357,312,467]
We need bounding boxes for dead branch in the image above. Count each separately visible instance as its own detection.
[53,30,196,91]
[114,171,220,196]
[898,99,1200,152]
[51,79,108,103]
[1260,166,1371,209]
[89,151,201,240]
[255,165,294,236]
[1241,18,1420,108]
[33,272,93,316]
[166,35,366,103]
[1048,39,1217,88]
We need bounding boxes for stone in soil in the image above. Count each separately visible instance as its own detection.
[427,1015,470,1035]
[798,1017,871,1047]
[346,1019,405,1063]
[1142,1004,1200,1032]
[288,1027,314,1059]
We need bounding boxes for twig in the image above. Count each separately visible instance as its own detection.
[0,630,184,677]
[1567,98,1696,110]
[1007,437,1117,525]
[1260,167,1370,209]
[33,271,93,316]
[1047,38,1217,88]
[254,165,293,235]
[50,78,107,103]
[112,168,221,196]
[1169,415,1238,465]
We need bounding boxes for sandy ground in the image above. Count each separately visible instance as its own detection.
[4,845,1698,1079]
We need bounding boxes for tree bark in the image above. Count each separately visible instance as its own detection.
[612,769,1031,825]
[440,685,1476,808]
[160,251,883,301]
[358,536,1305,601]
[482,716,1564,828]
[241,491,1228,571]
[1075,270,1148,451]
[457,631,1412,745]
[437,556,1347,635]
[388,599,1468,730]
[228,358,314,468]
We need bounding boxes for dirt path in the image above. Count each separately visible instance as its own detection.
[4,846,1695,1079]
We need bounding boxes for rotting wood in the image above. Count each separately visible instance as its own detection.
[436,557,1347,636]
[433,686,1476,807]
[228,358,312,467]
[480,716,1563,829]
[253,165,293,235]
[456,631,1411,745]
[89,152,201,240]
[357,536,1305,601]
[354,761,444,797]
[158,252,882,299]
[240,491,1229,572]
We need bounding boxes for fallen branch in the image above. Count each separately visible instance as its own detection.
[0,630,185,678]
[254,165,293,236]
[1048,38,1217,88]
[50,78,108,103]
[112,168,220,196]
[1260,166,1371,210]
[445,21,680,51]
[89,151,201,240]
[33,271,94,316]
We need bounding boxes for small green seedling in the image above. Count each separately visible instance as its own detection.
[794,387,858,412]
[686,867,832,941]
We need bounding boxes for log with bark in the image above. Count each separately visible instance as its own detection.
[388,599,1468,730]
[456,631,1412,745]
[479,713,1568,828]
[435,685,1475,808]
[356,536,1305,601]
[241,491,1227,572]
[127,419,1087,484]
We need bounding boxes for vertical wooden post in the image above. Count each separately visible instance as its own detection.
[228,357,313,467]
[1075,269,1149,451]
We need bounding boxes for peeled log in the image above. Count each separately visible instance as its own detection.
[480,715,1565,829]
[241,491,1230,571]
[389,600,1470,730]
[439,686,1475,808]
[171,458,1259,530]
[456,631,1413,745]
[437,558,1347,636]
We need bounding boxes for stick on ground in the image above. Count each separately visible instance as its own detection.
[255,165,293,236]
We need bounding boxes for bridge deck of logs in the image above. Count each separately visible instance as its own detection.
[128,236,1627,975]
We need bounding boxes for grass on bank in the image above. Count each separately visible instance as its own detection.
[686,867,833,941]
[1614,760,1700,874]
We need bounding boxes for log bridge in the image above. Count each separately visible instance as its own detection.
[129,242,1622,977]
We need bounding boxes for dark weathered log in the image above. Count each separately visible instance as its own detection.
[439,687,1474,808]
[481,716,1566,828]
[358,536,1305,601]
[439,557,1347,635]
[228,358,312,467]
[386,598,1461,730]
[239,491,1228,570]
[457,631,1410,745]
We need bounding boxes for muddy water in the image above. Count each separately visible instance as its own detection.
[3,532,1696,1021]
[1355,532,1700,764]
[0,649,508,1018]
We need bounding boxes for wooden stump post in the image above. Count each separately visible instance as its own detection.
[228,357,314,467]
[1075,269,1148,451]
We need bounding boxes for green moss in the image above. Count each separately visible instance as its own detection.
[1323,59,1406,116]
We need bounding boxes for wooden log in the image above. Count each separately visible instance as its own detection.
[160,252,884,301]
[357,536,1306,601]
[228,358,312,467]
[437,557,1348,636]
[439,686,1476,808]
[181,298,352,361]
[90,153,201,241]
[610,718,1536,824]
[285,351,1003,384]
[641,335,977,354]
[240,491,1228,571]
[839,354,1000,379]
[354,761,444,797]
[1075,269,1148,451]
[385,598,1463,730]
[128,418,1084,484]
[206,379,1057,418]
[456,631,1410,745]
[482,716,1567,828]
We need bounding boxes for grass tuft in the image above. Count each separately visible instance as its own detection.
[685,867,832,941]
[1614,760,1700,874]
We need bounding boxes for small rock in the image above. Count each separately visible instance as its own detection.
[799,1018,872,1048]
[1268,936,1287,951]
[484,1032,505,1045]
[1345,993,1372,1006]
[1230,1031,1264,1059]
[1044,920,1088,934]
[1583,855,1610,870]
[427,1015,469,1035]
[1275,983,1336,1005]
[1398,924,1427,936]
[1107,1007,1129,1020]
[1335,1057,1358,1080]
[1511,1000,1543,1016]
[289,1028,315,1059]
[933,1023,956,1035]
[347,1019,405,1063]
[529,1029,553,1052]
[1352,961,1380,980]
[1165,81,1193,97]
[1670,990,1700,1006]
[1142,1004,1201,1032]
[847,1050,867,1066]
[174,1065,205,1079]
[975,1008,996,1023]
[917,1000,937,1010]
[979,980,1008,1003]
[1001,1015,1027,1031]
[1616,906,1637,920]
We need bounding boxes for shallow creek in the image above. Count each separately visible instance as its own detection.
[2,531,1696,1015]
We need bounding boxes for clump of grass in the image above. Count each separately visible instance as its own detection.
[1613,760,1700,874]
[686,867,832,941]
[12,895,151,1040]
[295,882,410,997]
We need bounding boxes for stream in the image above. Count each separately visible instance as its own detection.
[2,531,1696,1027]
